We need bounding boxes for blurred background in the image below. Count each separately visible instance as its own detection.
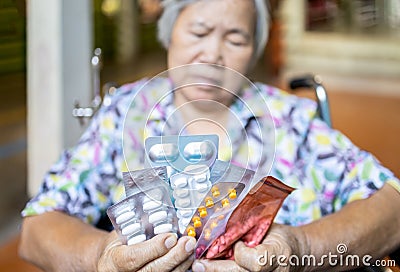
[0,0,399,270]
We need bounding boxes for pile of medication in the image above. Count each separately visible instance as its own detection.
[107,135,294,258]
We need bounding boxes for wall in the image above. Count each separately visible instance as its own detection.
[27,0,92,195]
[279,0,400,96]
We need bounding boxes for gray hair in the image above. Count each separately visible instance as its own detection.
[157,0,270,63]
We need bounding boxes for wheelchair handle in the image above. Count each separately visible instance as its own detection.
[73,48,107,126]
[289,74,332,128]
[289,74,322,90]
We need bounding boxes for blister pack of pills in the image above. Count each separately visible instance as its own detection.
[183,160,256,258]
[144,134,219,176]
[171,165,212,233]
[107,167,178,246]
[205,175,295,259]
[124,166,168,196]
[144,135,219,233]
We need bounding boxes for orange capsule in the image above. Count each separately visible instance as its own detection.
[204,229,211,240]
[198,206,207,218]
[221,198,230,208]
[211,186,220,198]
[192,216,202,228]
[187,226,196,237]
[205,197,214,208]
[210,220,218,229]
[228,189,237,199]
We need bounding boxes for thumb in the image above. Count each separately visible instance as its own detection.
[234,241,280,272]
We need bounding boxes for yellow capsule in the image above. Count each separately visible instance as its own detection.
[187,226,196,237]
[198,206,207,218]
[221,198,230,208]
[211,186,220,198]
[205,197,214,208]
[204,229,211,240]
[228,189,237,199]
[193,216,202,228]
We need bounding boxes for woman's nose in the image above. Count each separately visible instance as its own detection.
[198,37,223,65]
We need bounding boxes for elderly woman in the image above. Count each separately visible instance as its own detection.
[19,0,400,271]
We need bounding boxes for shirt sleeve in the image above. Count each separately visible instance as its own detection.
[21,89,131,225]
[304,118,400,214]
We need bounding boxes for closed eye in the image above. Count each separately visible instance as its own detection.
[191,31,208,38]
[227,33,249,47]
[189,21,212,39]
[228,40,246,46]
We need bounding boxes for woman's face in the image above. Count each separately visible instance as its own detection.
[167,0,256,107]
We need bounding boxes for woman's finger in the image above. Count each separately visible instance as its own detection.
[139,236,196,272]
[192,259,249,272]
[100,233,177,272]
[234,241,282,272]
[171,254,195,272]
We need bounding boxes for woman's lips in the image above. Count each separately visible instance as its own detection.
[189,75,222,89]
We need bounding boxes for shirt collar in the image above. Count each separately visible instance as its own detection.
[148,78,265,128]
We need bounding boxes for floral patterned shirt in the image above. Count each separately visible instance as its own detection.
[22,77,400,227]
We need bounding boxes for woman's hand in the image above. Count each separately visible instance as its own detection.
[192,224,306,272]
[193,184,400,272]
[97,231,196,272]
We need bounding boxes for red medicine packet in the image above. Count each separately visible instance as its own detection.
[205,176,295,259]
